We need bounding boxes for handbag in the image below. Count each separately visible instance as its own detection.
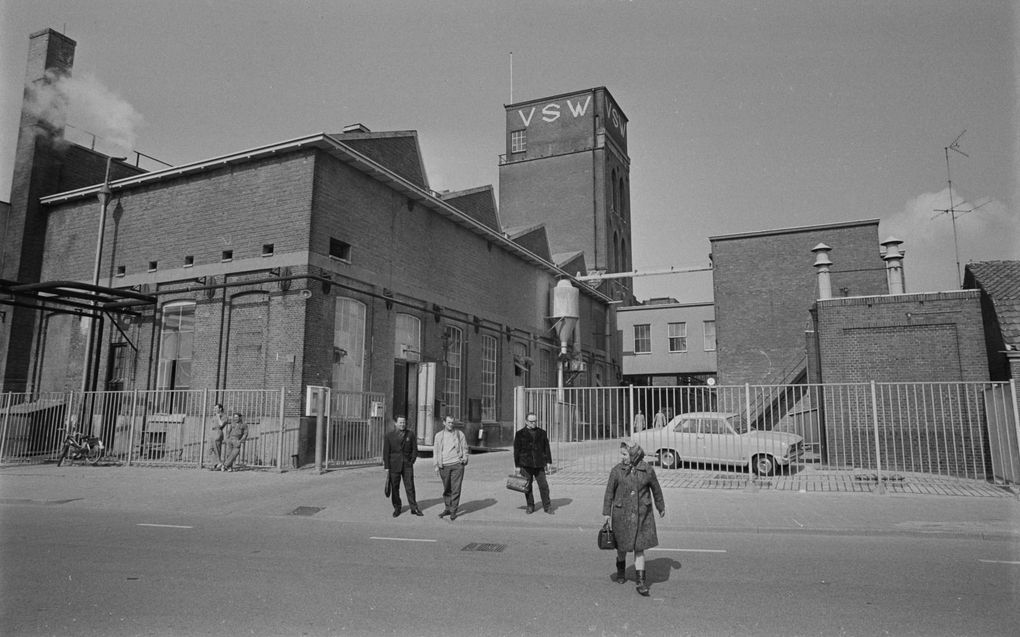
[505,472,530,493]
[384,473,391,498]
[597,521,617,550]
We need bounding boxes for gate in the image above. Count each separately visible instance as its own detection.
[519,381,1020,485]
[325,390,386,467]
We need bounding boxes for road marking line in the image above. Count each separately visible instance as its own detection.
[137,524,193,529]
[370,536,437,543]
[650,548,727,553]
[978,559,1020,565]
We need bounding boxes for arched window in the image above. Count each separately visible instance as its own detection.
[333,297,366,394]
[156,301,195,391]
[611,168,618,212]
[443,325,463,419]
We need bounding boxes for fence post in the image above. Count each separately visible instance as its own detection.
[1011,380,1020,491]
[0,393,12,462]
[871,380,885,494]
[127,389,138,466]
[276,387,285,472]
[628,384,635,437]
[745,384,758,490]
[199,389,209,469]
[315,389,325,474]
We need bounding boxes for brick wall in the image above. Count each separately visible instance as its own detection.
[711,220,887,385]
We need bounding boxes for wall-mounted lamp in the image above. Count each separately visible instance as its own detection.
[333,347,348,364]
[383,288,394,310]
[504,324,513,342]
[432,303,442,323]
[321,275,332,295]
[472,315,481,334]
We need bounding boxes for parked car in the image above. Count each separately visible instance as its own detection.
[631,411,803,476]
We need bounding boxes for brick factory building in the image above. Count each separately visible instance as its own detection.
[0,29,622,446]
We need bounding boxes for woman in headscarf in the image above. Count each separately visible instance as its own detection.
[602,439,666,596]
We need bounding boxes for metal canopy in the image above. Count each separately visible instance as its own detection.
[0,279,156,317]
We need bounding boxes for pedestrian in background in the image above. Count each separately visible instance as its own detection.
[632,409,646,434]
[220,412,248,472]
[206,403,227,470]
[514,412,553,514]
[602,439,665,596]
[651,408,666,429]
[433,416,468,520]
[383,416,422,517]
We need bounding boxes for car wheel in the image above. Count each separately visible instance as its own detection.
[658,449,680,470]
[752,454,776,476]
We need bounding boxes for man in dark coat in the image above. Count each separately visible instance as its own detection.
[513,412,553,514]
[383,416,422,517]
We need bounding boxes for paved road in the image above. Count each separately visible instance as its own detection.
[3,501,1017,636]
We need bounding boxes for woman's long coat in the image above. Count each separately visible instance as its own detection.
[602,461,665,552]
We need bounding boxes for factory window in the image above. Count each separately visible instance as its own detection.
[221,250,233,262]
[332,297,366,405]
[330,238,352,262]
[148,261,158,272]
[634,324,651,354]
[511,129,526,154]
[156,302,195,394]
[443,325,463,420]
[116,265,126,277]
[668,322,687,353]
[262,244,274,257]
[481,334,497,421]
[184,255,194,267]
[703,320,716,352]
[395,313,420,361]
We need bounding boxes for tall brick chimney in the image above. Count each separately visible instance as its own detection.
[0,28,77,391]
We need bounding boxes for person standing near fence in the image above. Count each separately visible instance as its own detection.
[632,410,646,434]
[513,412,553,514]
[651,408,666,429]
[383,416,422,517]
[206,403,227,470]
[220,412,248,472]
[602,439,665,596]
[433,416,468,520]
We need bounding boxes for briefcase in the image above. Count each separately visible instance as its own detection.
[505,472,530,493]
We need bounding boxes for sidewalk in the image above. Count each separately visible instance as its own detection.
[1,450,1017,540]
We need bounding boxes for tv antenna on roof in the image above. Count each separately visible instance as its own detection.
[933,130,971,287]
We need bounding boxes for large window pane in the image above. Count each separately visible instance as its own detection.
[481,335,496,421]
[443,326,463,419]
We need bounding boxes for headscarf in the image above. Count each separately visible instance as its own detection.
[620,439,645,473]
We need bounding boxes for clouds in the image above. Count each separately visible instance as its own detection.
[881,188,1018,293]
[24,70,144,158]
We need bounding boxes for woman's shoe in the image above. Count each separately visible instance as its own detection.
[613,560,626,584]
[635,570,650,596]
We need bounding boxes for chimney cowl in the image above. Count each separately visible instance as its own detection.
[342,123,371,134]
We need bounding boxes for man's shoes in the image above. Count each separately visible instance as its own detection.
[393,508,401,518]
[439,510,450,518]
[526,505,534,514]
[449,510,458,521]
[411,508,423,516]
[544,505,553,514]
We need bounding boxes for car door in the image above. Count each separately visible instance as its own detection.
[699,416,742,464]
[672,417,699,462]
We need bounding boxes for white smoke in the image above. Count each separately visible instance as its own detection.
[881,188,1019,292]
[24,70,144,156]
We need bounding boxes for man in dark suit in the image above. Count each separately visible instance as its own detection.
[513,412,553,514]
[383,416,422,517]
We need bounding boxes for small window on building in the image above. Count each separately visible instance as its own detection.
[221,250,233,262]
[262,244,274,257]
[116,265,126,277]
[330,238,352,262]
[634,324,651,354]
[510,129,526,154]
[703,320,716,352]
[668,322,687,353]
[148,261,158,272]
[184,255,194,267]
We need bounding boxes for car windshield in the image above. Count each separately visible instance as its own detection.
[726,414,751,434]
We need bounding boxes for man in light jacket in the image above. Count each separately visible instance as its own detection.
[433,416,468,520]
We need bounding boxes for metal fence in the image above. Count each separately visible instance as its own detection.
[521,381,1020,484]
[325,390,386,467]
[0,388,296,470]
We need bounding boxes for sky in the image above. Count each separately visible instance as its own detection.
[1,0,1016,302]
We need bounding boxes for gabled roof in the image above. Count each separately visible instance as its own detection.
[965,260,1020,347]
[504,224,551,261]
[553,250,586,274]
[330,130,429,190]
[38,133,612,302]
[439,186,500,232]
